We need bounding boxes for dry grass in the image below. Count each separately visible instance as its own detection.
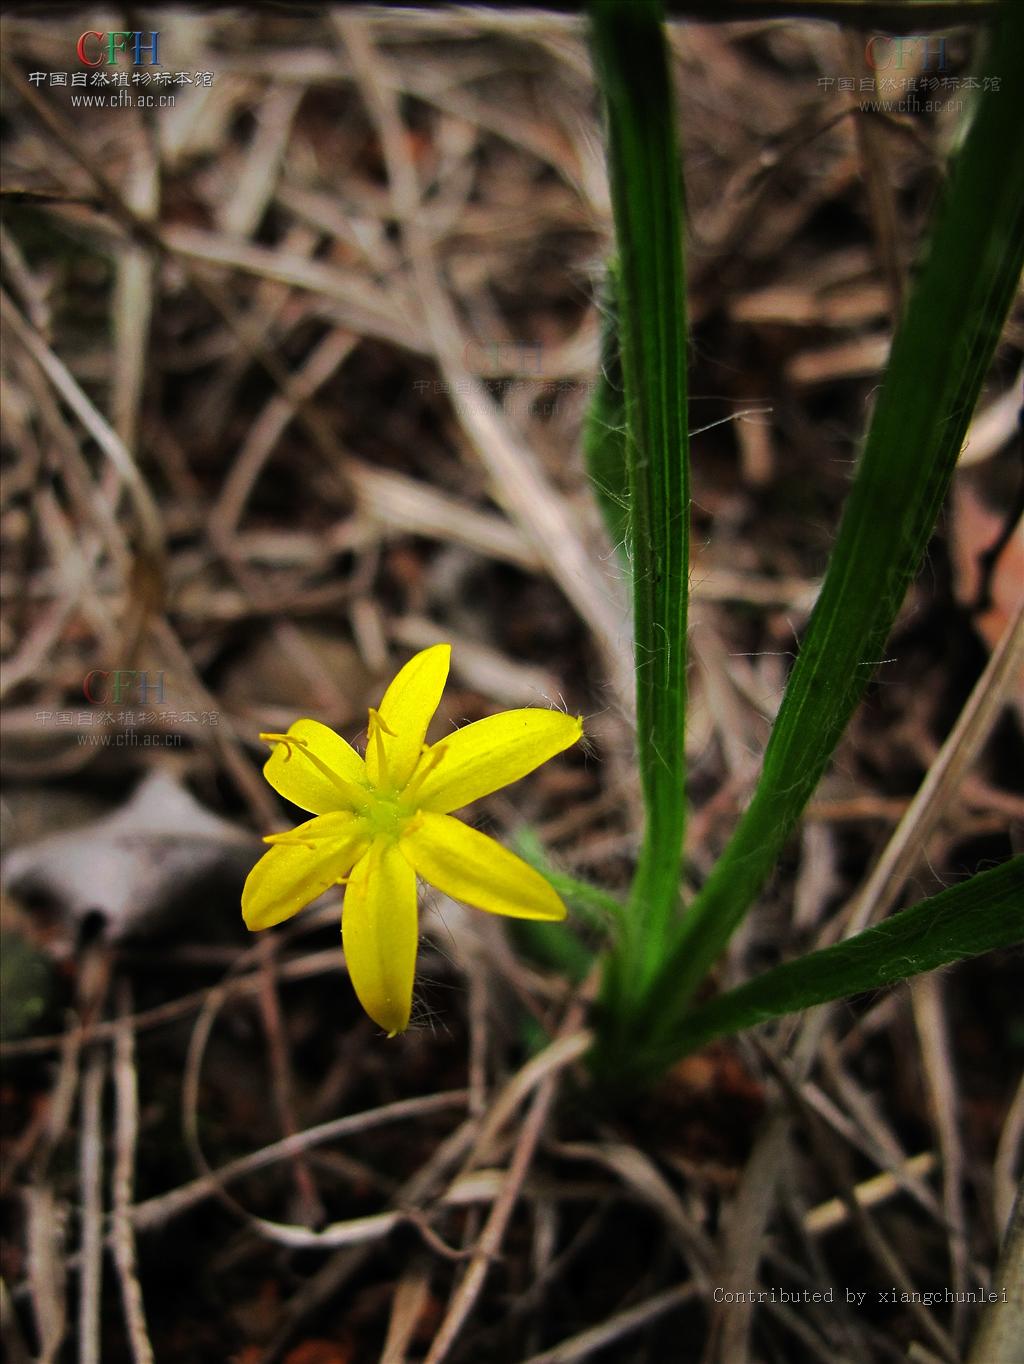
[1,6,1021,1363]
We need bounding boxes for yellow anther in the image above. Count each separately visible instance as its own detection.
[367,707,394,784]
[367,707,397,738]
[261,729,371,811]
[259,732,307,762]
[401,741,447,801]
[262,833,318,849]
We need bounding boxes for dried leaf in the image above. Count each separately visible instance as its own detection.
[1,771,255,942]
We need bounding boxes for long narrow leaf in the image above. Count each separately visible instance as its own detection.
[640,857,1024,1075]
[646,3,1024,1034]
[583,261,630,562]
[510,827,623,979]
[590,0,690,1021]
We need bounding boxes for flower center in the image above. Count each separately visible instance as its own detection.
[364,789,412,841]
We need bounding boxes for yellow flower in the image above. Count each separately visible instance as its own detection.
[242,644,583,1035]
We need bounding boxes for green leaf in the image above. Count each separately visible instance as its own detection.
[583,261,630,563]
[514,826,624,926]
[641,857,1024,1076]
[511,918,596,982]
[511,827,623,980]
[589,0,691,1018]
[647,2,1024,1027]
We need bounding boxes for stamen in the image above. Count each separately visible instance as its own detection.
[261,731,371,811]
[401,742,447,802]
[260,732,303,761]
[367,707,394,785]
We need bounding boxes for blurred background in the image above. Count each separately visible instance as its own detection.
[1,5,1021,1362]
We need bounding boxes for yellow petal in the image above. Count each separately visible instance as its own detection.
[402,813,567,921]
[410,710,582,814]
[366,644,451,792]
[263,719,369,815]
[242,813,369,931]
[342,839,419,1035]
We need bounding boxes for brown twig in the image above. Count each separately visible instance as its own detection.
[77,1046,106,1364]
[110,984,154,1364]
[254,936,326,1227]
[422,1017,592,1364]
